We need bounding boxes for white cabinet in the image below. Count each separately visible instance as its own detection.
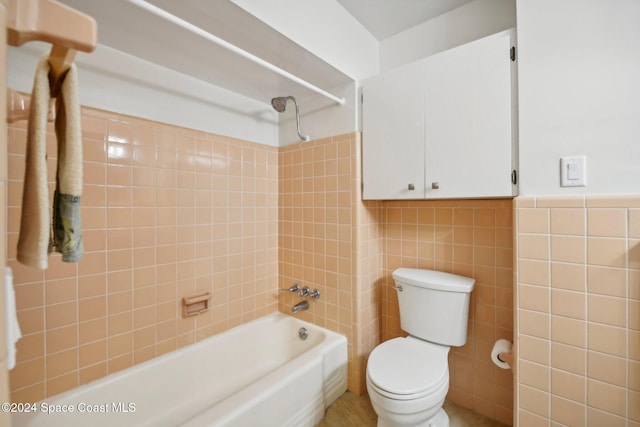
[362,61,426,199]
[362,29,518,200]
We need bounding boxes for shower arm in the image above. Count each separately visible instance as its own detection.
[290,97,310,142]
[272,96,310,142]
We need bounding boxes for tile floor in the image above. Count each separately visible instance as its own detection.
[316,392,511,427]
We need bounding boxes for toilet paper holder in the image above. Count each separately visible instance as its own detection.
[497,349,513,367]
[491,338,514,370]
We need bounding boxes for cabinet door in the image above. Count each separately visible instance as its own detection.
[362,62,425,200]
[424,31,515,198]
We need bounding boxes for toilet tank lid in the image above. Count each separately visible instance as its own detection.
[393,268,475,293]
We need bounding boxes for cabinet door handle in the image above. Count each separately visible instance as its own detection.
[431,182,439,189]
[407,184,415,190]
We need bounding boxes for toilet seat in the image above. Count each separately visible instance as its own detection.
[367,337,449,400]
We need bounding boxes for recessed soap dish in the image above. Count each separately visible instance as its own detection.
[182,292,211,318]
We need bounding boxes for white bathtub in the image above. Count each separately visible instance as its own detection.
[12,313,348,427]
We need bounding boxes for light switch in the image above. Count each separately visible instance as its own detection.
[560,156,586,187]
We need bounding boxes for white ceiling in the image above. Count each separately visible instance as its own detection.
[55,0,477,104]
[336,0,475,40]
[59,0,353,103]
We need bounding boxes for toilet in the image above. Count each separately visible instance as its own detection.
[366,268,475,427]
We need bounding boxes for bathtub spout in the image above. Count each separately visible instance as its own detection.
[292,300,309,313]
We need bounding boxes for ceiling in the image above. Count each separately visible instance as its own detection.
[60,0,354,103]
[55,0,476,104]
[336,0,475,40]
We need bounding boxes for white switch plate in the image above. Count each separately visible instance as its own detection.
[560,156,586,187]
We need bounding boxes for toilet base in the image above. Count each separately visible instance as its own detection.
[377,407,449,427]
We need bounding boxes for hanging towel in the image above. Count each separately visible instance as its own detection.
[4,267,22,370]
[17,54,83,269]
[17,55,52,269]
[51,60,84,262]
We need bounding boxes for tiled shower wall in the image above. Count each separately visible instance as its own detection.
[515,195,640,426]
[380,199,514,425]
[6,107,279,402]
[278,133,385,394]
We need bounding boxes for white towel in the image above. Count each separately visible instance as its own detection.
[17,55,51,269]
[17,54,83,269]
[4,267,22,370]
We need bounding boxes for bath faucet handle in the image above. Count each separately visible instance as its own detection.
[298,286,310,297]
[281,284,300,293]
[308,289,320,300]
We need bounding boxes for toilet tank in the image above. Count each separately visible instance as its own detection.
[393,268,475,347]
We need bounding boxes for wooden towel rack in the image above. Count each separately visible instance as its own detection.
[6,0,97,122]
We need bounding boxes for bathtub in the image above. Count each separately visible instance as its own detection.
[12,313,348,427]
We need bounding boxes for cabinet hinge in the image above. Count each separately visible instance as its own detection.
[511,169,518,185]
[510,46,516,62]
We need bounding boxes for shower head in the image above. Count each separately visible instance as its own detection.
[271,96,289,113]
[270,96,310,142]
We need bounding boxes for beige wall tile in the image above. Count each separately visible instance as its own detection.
[519,384,550,418]
[520,360,550,391]
[514,197,536,208]
[520,310,550,339]
[518,208,549,234]
[550,208,585,236]
[520,335,550,365]
[587,209,627,238]
[519,285,549,313]
[586,408,627,427]
[587,266,627,297]
[551,316,585,348]
[587,352,627,387]
[551,396,585,426]
[587,380,626,417]
[46,372,78,397]
[518,410,549,426]
[551,369,585,402]
[551,342,585,375]
[537,196,585,208]
[551,289,585,320]
[587,237,627,268]
[588,323,626,357]
[519,259,550,287]
[518,234,550,261]
[551,236,585,264]
[586,195,640,209]
[551,262,585,292]
[588,294,626,327]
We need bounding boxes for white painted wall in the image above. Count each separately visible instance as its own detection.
[8,43,280,146]
[380,0,516,72]
[230,0,379,81]
[517,0,640,195]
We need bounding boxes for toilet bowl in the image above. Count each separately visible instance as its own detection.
[366,268,474,427]
[366,337,450,427]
